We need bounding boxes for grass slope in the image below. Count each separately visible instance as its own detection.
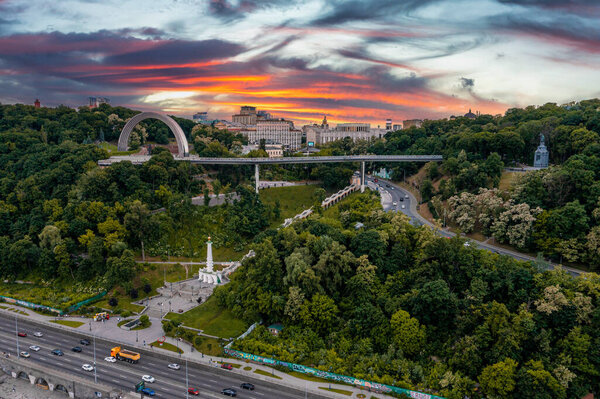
[259,185,322,226]
[166,296,247,339]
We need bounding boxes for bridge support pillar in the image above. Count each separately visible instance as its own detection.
[361,161,365,193]
[255,164,260,194]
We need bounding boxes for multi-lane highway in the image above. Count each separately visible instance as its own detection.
[367,176,584,276]
[0,313,323,399]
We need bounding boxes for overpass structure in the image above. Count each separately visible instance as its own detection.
[98,154,443,193]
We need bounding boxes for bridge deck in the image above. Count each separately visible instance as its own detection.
[98,154,443,166]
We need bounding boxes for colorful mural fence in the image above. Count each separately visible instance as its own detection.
[0,291,107,315]
[0,295,63,315]
[224,349,445,399]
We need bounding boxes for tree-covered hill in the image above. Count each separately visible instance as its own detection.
[220,191,600,399]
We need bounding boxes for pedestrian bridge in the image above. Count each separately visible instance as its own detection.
[98,154,442,194]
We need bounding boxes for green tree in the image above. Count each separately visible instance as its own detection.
[390,309,426,357]
[124,200,156,261]
[478,358,518,399]
[299,293,338,336]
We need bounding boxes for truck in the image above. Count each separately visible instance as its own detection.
[111,346,141,363]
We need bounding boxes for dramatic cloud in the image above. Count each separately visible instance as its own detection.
[0,0,599,124]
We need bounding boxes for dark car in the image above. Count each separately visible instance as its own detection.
[80,339,90,346]
[187,387,200,396]
[385,184,390,188]
[71,346,82,352]
[399,197,404,201]
[141,387,155,397]
[240,383,255,390]
[221,388,237,397]
[17,332,27,337]
[221,363,233,370]
[51,349,63,356]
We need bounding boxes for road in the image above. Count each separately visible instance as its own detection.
[0,313,322,399]
[366,176,584,277]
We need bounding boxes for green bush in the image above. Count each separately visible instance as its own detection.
[139,314,150,328]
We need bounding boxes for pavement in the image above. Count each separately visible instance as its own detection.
[367,176,586,277]
[0,308,392,399]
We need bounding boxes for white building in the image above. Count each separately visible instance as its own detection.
[246,120,301,150]
[303,119,387,145]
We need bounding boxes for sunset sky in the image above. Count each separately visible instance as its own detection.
[1,0,599,125]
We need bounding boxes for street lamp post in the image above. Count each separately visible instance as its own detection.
[136,330,139,343]
[271,353,275,376]
[328,367,332,390]
[15,314,19,358]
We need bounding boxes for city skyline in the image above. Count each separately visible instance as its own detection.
[1,0,599,125]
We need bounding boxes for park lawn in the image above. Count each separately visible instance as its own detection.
[0,280,105,312]
[166,296,248,339]
[288,371,334,384]
[95,297,144,314]
[117,319,132,327]
[150,340,183,354]
[254,369,282,379]
[499,171,518,191]
[259,185,323,226]
[319,387,353,396]
[194,336,222,356]
[50,320,84,328]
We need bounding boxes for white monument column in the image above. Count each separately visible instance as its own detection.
[206,236,213,272]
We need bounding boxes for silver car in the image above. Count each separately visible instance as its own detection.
[167,363,181,370]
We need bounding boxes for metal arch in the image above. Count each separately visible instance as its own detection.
[117,111,189,157]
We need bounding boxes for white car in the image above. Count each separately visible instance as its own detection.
[405,194,409,199]
[29,345,40,352]
[82,364,94,372]
[464,241,471,247]
[167,363,181,370]
[142,375,156,383]
[401,205,406,209]
[104,356,116,363]
[19,351,30,358]
[33,332,43,337]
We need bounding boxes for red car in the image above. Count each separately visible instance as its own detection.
[17,332,27,337]
[187,387,199,396]
[221,363,233,370]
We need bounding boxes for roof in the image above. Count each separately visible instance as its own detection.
[268,323,284,331]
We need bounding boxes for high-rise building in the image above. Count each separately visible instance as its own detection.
[257,110,272,120]
[386,119,392,130]
[393,124,402,131]
[193,112,208,123]
[89,97,110,108]
[232,106,257,125]
[303,122,386,145]
[246,119,301,150]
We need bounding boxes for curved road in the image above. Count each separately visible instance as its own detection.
[367,176,585,277]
